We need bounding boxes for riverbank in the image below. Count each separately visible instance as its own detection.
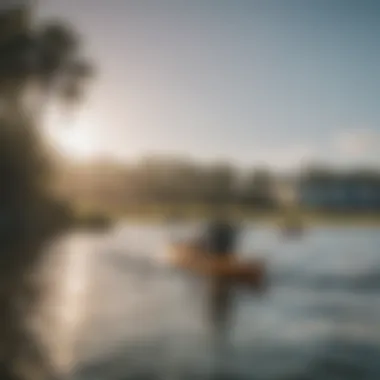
[74,204,380,227]
[120,214,380,227]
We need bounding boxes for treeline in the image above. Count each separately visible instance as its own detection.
[55,157,280,211]
[55,158,380,214]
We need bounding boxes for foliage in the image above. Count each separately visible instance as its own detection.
[0,3,93,379]
[55,157,380,216]
[56,157,278,212]
[0,4,93,118]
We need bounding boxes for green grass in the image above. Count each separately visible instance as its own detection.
[72,202,380,227]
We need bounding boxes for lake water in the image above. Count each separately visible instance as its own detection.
[44,223,380,380]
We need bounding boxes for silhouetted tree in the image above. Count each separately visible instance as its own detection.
[203,163,236,203]
[0,4,93,119]
[241,167,275,208]
[0,3,94,379]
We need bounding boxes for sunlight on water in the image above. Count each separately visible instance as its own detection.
[58,236,90,370]
[33,235,93,377]
[40,225,380,379]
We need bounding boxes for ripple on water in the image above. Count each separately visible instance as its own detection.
[49,225,380,380]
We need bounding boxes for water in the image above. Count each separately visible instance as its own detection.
[44,224,380,379]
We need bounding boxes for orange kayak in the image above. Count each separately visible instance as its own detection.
[168,243,266,289]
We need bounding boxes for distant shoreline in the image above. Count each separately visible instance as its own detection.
[120,215,380,227]
[75,206,380,227]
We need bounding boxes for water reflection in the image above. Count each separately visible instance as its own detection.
[34,225,380,380]
[208,279,233,337]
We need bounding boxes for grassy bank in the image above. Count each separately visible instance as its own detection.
[73,203,380,227]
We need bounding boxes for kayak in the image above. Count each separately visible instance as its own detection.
[167,243,266,289]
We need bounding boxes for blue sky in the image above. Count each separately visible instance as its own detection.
[39,0,380,170]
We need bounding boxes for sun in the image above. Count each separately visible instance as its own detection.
[57,127,97,159]
[45,109,101,160]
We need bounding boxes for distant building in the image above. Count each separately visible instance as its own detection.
[299,174,380,211]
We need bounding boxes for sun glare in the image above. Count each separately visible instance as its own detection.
[45,109,101,160]
[57,127,96,159]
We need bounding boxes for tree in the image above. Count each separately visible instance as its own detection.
[242,167,275,208]
[0,3,94,379]
[202,163,236,203]
[0,3,93,121]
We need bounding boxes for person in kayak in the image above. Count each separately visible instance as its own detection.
[202,208,240,335]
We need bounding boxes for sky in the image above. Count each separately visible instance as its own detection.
[38,0,380,171]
